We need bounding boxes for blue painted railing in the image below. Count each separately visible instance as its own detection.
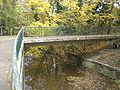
[12,27,24,90]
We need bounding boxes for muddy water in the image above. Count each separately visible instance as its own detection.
[25,55,119,90]
[25,55,81,90]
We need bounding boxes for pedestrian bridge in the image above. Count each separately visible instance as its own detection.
[1,28,120,90]
[25,35,120,46]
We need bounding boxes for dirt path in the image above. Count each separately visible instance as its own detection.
[86,48,120,60]
[0,36,15,90]
[94,48,120,69]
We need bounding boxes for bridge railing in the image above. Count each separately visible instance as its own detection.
[25,26,120,37]
[12,27,24,90]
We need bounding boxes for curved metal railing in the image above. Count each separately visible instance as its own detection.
[12,27,24,90]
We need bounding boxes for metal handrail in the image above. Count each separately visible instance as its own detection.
[24,26,120,37]
[12,27,24,90]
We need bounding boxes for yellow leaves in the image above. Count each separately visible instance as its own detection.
[93,14,99,18]
[52,14,62,22]
[62,0,79,10]
[25,46,48,58]
[40,1,51,9]
[30,20,58,27]
[31,21,43,27]
[37,1,51,12]
[80,4,95,25]
[0,0,2,5]
[26,0,117,29]
[27,0,52,26]
[51,23,58,27]
[62,0,69,6]
[79,10,89,23]
[44,21,50,27]
[101,14,115,20]
[28,0,51,12]
[28,0,41,6]
[68,0,77,7]
[43,20,58,27]
[82,4,94,13]
[26,47,40,58]
[36,7,44,12]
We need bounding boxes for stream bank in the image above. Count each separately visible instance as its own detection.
[25,44,119,90]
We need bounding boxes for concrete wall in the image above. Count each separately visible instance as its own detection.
[83,59,120,80]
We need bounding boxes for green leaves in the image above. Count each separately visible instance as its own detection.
[0,0,28,35]
[115,80,120,89]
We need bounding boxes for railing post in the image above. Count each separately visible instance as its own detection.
[0,26,3,36]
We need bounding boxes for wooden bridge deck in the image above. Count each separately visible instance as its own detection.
[24,35,120,46]
[0,36,15,90]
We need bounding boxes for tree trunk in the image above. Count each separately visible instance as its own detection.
[107,1,114,34]
[107,20,111,34]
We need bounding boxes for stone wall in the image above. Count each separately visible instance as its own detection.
[83,58,120,80]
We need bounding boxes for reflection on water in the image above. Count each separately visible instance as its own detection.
[25,54,85,90]
[25,46,119,90]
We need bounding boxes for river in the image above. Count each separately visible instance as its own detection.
[25,45,119,90]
